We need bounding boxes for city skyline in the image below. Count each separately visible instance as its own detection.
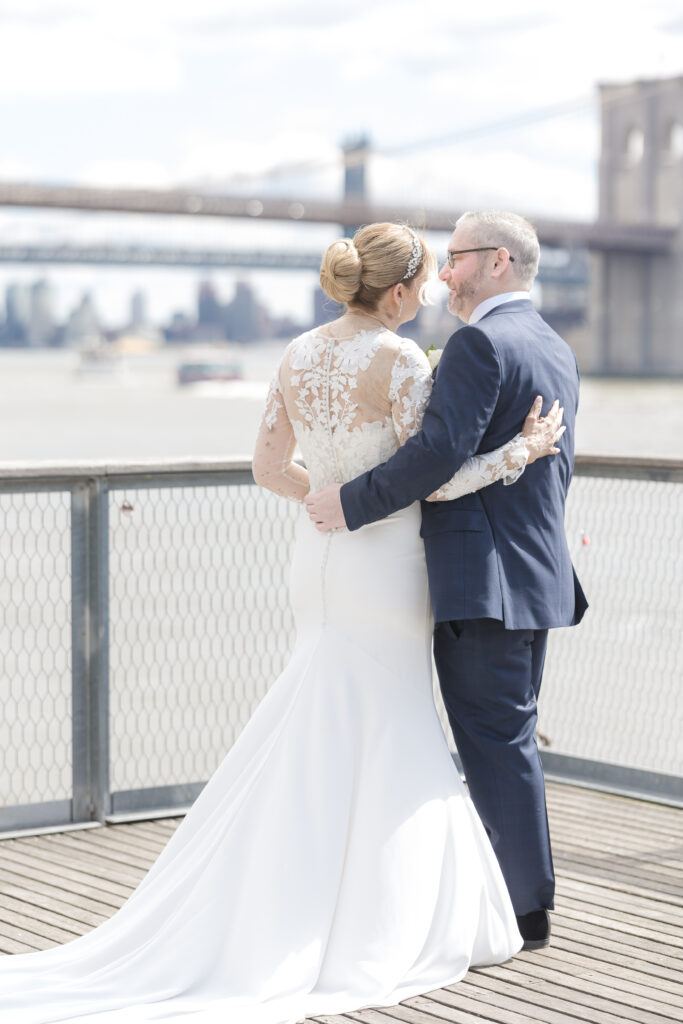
[0,274,338,348]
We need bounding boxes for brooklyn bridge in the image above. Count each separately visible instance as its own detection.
[1,75,682,374]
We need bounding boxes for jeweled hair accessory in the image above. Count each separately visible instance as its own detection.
[403,227,422,280]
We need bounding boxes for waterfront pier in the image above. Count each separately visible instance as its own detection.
[0,453,681,1020]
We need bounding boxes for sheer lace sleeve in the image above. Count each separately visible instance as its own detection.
[388,340,529,502]
[252,365,309,503]
[425,433,529,501]
[388,340,433,446]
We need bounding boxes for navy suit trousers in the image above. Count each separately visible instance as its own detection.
[433,617,554,915]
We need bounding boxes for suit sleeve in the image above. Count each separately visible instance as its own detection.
[340,326,502,530]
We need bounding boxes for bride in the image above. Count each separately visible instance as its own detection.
[0,223,563,1023]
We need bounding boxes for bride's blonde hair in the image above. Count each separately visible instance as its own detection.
[320,223,436,309]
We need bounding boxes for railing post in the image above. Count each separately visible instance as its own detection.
[71,478,110,822]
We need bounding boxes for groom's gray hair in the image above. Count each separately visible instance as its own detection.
[456,210,540,289]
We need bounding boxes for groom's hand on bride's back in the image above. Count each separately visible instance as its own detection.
[305,484,347,531]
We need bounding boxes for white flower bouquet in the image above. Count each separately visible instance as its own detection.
[425,346,443,371]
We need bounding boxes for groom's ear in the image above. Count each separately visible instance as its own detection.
[491,248,510,277]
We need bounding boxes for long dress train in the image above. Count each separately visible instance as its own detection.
[0,327,524,1022]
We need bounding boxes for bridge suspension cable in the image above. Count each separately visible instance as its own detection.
[220,78,676,185]
[219,94,597,185]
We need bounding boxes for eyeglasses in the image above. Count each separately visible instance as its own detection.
[446,247,515,268]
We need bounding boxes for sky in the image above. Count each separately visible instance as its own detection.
[0,0,682,326]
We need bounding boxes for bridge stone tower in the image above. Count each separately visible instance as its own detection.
[342,134,370,237]
[591,76,683,374]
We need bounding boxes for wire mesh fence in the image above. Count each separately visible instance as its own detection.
[0,489,72,811]
[540,471,683,776]
[108,481,298,796]
[0,456,681,833]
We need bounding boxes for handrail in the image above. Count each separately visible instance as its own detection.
[574,454,683,482]
[0,456,255,484]
[0,453,681,485]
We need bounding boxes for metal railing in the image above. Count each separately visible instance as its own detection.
[537,454,683,802]
[0,454,681,836]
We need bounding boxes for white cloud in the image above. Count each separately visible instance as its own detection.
[0,5,182,96]
[0,158,42,181]
[75,160,176,189]
[177,0,381,38]
[370,144,596,221]
[177,130,342,196]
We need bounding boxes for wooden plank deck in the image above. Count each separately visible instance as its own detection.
[0,781,682,1023]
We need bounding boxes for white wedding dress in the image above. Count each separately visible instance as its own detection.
[0,326,527,1024]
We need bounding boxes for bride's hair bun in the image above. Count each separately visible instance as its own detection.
[319,223,435,311]
[319,239,363,304]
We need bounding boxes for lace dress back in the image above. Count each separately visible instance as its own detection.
[258,326,431,495]
[254,326,529,504]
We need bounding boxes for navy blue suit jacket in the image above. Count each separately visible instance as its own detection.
[341,300,588,630]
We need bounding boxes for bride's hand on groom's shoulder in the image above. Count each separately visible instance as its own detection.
[304,484,347,532]
[523,397,566,464]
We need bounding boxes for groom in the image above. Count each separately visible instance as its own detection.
[305,210,588,950]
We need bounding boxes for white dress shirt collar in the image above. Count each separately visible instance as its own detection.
[467,291,531,325]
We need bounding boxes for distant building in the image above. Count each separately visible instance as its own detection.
[1,283,31,345]
[269,314,305,339]
[164,311,195,343]
[536,247,588,339]
[224,281,267,342]
[342,133,370,238]
[63,291,102,348]
[197,280,223,328]
[28,279,56,347]
[130,289,148,330]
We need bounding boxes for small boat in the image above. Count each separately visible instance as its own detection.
[177,361,243,386]
[76,344,126,377]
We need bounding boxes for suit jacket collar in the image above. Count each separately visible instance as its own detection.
[478,298,536,320]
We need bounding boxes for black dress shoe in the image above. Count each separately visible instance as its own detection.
[516,908,551,950]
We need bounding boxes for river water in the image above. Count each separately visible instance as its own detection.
[0,344,680,463]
